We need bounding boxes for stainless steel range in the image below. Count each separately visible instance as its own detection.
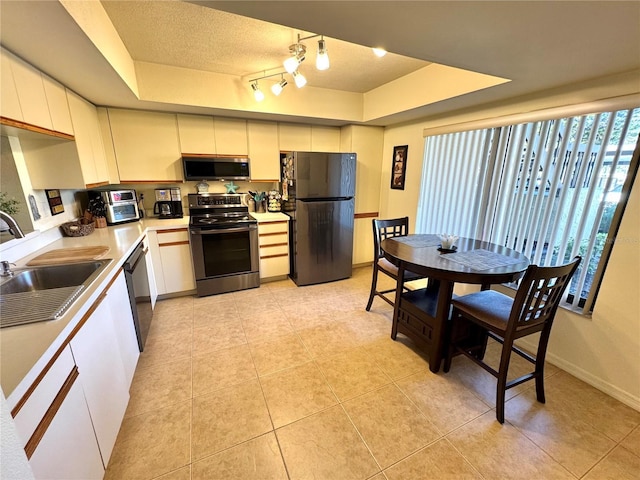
[188,193,260,297]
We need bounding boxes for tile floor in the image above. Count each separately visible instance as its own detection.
[105,267,640,480]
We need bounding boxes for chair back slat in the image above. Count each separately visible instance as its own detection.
[372,217,409,259]
[511,257,581,331]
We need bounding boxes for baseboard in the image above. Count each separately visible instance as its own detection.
[353,261,374,269]
[260,274,289,283]
[518,339,640,411]
[156,290,196,300]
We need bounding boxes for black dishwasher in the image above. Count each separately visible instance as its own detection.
[124,242,154,351]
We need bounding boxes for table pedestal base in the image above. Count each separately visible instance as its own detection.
[392,284,448,373]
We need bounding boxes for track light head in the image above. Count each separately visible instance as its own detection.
[271,77,288,96]
[292,70,307,88]
[284,43,306,73]
[316,38,330,70]
[251,81,264,101]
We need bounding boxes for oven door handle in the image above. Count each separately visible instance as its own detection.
[190,226,256,235]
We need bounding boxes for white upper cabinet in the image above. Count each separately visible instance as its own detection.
[247,120,280,181]
[9,53,52,130]
[278,123,311,151]
[1,47,75,138]
[96,108,121,184]
[213,117,248,155]
[67,90,110,187]
[311,125,341,152]
[177,114,216,154]
[0,49,23,122]
[42,75,73,135]
[108,109,182,182]
[21,91,112,190]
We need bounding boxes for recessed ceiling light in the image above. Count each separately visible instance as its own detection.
[372,48,387,58]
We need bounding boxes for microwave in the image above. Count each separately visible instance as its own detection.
[88,189,141,225]
[182,156,250,181]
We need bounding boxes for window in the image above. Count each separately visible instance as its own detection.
[417,107,640,312]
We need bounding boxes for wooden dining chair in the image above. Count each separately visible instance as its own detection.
[366,217,428,311]
[443,256,581,423]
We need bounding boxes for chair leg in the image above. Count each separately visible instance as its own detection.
[495,339,514,424]
[443,348,453,373]
[443,311,459,373]
[366,267,379,311]
[534,326,553,404]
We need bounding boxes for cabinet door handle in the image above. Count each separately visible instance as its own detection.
[24,367,79,459]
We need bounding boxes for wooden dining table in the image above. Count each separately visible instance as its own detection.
[381,234,530,373]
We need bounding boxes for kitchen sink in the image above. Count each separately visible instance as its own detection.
[0,259,112,328]
[0,261,110,295]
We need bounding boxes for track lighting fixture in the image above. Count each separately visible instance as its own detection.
[271,76,288,96]
[251,81,264,102]
[316,38,329,70]
[246,32,330,98]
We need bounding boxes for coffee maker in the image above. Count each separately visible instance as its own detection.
[153,188,183,218]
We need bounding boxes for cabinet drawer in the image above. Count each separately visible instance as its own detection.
[13,346,76,448]
[260,255,289,279]
[260,243,288,258]
[157,228,189,245]
[259,232,288,247]
[258,221,288,235]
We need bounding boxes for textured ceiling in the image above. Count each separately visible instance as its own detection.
[100,0,429,93]
[1,1,638,126]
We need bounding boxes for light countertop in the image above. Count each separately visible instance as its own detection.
[250,212,290,222]
[1,217,187,404]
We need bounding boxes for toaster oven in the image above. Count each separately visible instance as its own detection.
[88,189,141,225]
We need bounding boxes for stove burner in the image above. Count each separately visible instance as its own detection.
[188,193,256,228]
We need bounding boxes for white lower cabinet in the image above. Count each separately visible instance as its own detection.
[108,271,140,388]
[70,291,130,467]
[12,346,104,479]
[257,220,290,280]
[143,235,159,309]
[148,229,196,295]
[28,375,104,480]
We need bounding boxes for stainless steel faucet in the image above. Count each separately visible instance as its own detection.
[0,210,25,239]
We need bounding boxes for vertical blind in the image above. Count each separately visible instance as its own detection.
[417,107,639,312]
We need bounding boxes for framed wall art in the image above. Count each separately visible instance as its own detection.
[390,145,408,190]
[45,189,64,215]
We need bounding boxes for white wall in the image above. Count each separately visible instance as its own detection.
[378,76,640,410]
[379,124,427,232]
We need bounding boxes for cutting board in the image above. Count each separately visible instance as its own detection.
[27,246,111,266]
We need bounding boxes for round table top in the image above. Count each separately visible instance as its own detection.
[381,234,530,284]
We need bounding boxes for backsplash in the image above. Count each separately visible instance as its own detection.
[120,180,278,217]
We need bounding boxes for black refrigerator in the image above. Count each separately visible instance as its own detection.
[282,151,357,286]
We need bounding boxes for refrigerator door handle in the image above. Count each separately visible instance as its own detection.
[299,196,353,202]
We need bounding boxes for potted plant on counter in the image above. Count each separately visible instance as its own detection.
[0,192,20,232]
